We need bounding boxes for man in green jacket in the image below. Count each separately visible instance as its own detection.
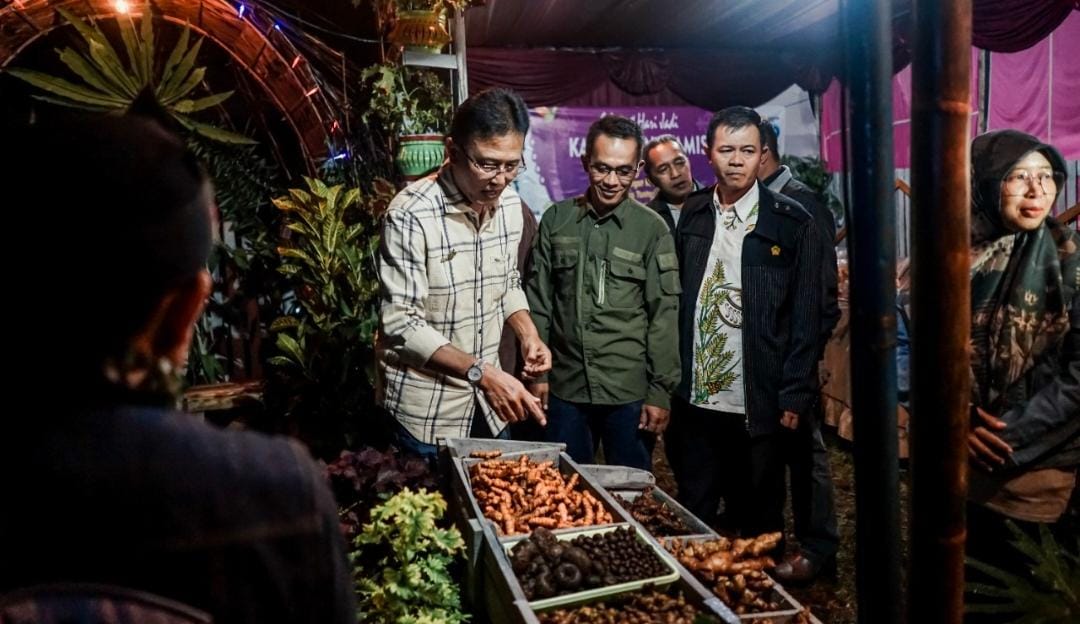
[526,115,681,470]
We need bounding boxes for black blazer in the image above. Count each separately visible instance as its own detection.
[646,196,678,232]
[675,183,822,436]
[770,175,841,356]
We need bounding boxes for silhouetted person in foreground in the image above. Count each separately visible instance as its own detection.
[0,114,355,624]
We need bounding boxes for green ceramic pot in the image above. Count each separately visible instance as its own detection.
[396,134,445,179]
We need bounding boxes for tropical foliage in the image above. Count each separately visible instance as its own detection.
[6,6,253,144]
[782,155,843,227]
[965,521,1079,623]
[184,139,288,385]
[264,177,386,456]
[360,62,452,136]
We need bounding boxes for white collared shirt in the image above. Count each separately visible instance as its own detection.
[689,183,760,413]
[377,167,528,443]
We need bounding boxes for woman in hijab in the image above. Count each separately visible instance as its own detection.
[962,130,1078,617]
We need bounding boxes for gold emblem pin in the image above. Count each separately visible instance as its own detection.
[771,245,781,256]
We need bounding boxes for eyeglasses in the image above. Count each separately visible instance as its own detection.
[588,162,639,181]
[1002,169,1063,197]
[465,152,526,180]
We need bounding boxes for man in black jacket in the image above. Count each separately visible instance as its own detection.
[757,120,840,583]
[667,107,822,555]
[644,134,699,232]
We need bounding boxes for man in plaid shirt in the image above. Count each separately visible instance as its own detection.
[377,88,551,459]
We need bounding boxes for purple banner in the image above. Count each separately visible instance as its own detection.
[514,106,716,213]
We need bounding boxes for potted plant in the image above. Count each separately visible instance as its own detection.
[379,0,484,53]
[360,62,452,179]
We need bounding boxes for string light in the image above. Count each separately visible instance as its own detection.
[114,0,131,14]
[238,4,246,18]
[291,55,302,68]
[304,86,319,97]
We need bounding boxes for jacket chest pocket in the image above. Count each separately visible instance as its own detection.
[552,247,579,298]
[606,258,646,309]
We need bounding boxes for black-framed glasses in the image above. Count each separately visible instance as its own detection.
[1002,169,1063,197]
[465,152,526,180]
[588,162,639,181]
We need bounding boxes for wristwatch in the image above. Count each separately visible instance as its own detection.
[466,359,485,386]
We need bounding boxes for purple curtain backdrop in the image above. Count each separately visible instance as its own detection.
[820,12,1079,171]
[972,0,1077,52]
[468,48,819,110]
[987,12,1080,157]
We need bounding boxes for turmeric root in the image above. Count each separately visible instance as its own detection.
[469,455,613,535]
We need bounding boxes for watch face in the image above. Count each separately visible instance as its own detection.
[468,363,483,382]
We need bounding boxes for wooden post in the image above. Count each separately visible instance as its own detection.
[908,0,972,621]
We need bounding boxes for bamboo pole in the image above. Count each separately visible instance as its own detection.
[908,0,972,621]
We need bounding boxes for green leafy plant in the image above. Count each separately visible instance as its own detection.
[265,177,384,456]
[360,62,451,137]
[782,155,843,227]
[187,313,227,385]
[352,488,469,624]
[6,6,253,144]
[184,138,288,386]
[965,521,1079,623]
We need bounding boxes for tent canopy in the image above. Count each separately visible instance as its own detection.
[464,0,1075,109]
[465,0,838,49]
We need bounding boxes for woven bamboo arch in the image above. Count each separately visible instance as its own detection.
[1,0,334,168]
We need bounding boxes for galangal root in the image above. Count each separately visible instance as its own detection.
[469,455,613,535]
[665,533,788,615]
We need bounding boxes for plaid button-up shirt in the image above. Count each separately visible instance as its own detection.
[377,167,529,444]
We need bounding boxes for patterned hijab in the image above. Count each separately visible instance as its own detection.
[968,130,1077,410]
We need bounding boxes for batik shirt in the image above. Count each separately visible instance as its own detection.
[690,183,760,413]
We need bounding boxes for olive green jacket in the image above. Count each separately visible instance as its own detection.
[526,195,681,408]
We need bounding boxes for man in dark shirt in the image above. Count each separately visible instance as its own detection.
[669,107,822,556]
[0,115,355,623]
[643,134,700,232]
[757,119,840,583]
